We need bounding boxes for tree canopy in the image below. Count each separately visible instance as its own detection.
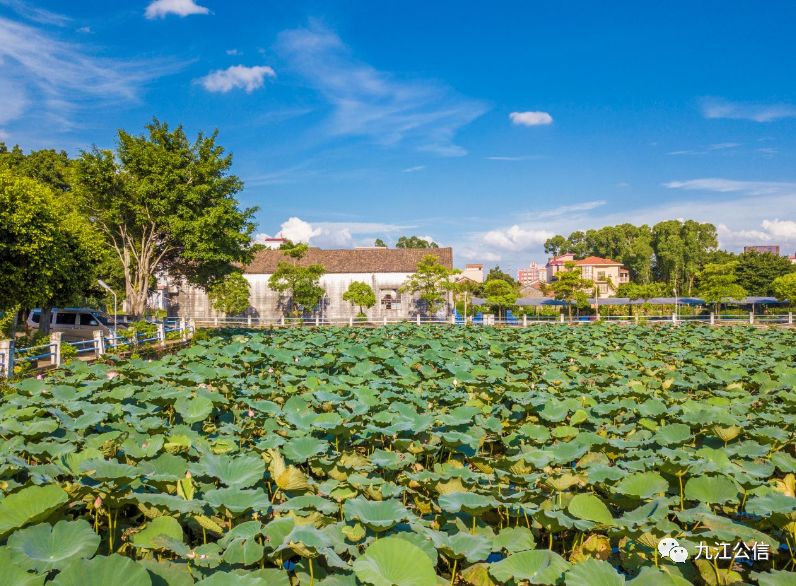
[483,279,518,319]
[74,119,257,315]
[548,262,594,319]
[208,271,251,316]
[544,220,717,290]
[698,261,747,313]
[486,266,517,285]
[771,273,796,304]
[395,235,439,249]
[343,281,376,316]
[268,262,325,317]
[399,254,454,315]
[735,251,795,296]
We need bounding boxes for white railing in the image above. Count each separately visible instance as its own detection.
[165,311,794,329]
[0,320,194,379]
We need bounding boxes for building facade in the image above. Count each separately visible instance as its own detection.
[518,261,543,286]
[457,263,484,283]
[545,254,629,298]
[171,247,454,321]
[744,245,780,255]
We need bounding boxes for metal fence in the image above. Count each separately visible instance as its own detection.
[0,320,193,378]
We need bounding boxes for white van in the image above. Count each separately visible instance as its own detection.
[27,308,113,341]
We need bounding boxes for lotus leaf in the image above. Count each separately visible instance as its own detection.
[8,520,100,572]
[52,554,152,586]
[489,549,571,584]
[564,559,625,585]
[0,485,68,537]
[353,536,437,586]
[343,497,410,530]
[684,475,739,505]
[132,516,185,550]
[567,493,614,525]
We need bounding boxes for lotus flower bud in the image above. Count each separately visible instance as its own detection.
[94,496,103,509]
[247,409,255,417]
[268,367,274,374]
[107,371,119,379]
[185,470,192,479]
[36,374,44,380]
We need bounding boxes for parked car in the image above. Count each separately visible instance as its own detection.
[27,308,114,341]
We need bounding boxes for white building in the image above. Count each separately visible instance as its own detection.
[172,247,454,320]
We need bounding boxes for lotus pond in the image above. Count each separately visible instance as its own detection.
[1,324,796,585]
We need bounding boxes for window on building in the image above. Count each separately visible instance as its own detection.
[597,271,606,281]
[55,313,76,325]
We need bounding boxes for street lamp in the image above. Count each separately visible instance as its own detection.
[672,287,678,323]
[97,279,117,337]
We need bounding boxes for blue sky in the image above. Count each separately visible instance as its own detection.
[2,0,796,272]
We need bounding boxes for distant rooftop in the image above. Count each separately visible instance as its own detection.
[245,247,453,274]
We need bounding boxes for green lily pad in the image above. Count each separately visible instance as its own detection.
[353,536,437,586]
[489,550,571,585]
[51,554,152,586]
[567,493,614,525]
[8,520,100,572]
[684,475,739,505]
[132,517,184,550]
[614,472,669,499]
[0,485,68,537]
[343,497,410,531]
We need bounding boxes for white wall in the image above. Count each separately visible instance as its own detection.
[172,272,450,320]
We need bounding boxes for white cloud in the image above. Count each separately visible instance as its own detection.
[486,155,541,161]
[277,23,486,156]
[665,178,796,196]
[199,65,275,93]
[257,218,412,249]
[509,111,553,126]
[226,49,241,56]
[76,26,91,33]
[534,200,607,219]
[402,165,425,173]
[701,97,796,122]
[145,0,209,19]
[761,219,796,239]
[0,0,70,26]
[0,16,179,129]
[483,225,554,251]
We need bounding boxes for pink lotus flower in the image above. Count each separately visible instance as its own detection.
[94,496,103,509]
[106,371,119,380]
[36,374,43,380]
[268,367,274,374]
[185,470,192,479]
[247,409,255,417]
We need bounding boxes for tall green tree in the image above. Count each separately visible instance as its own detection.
[208,271,251,315]
[549,262,594,320]
[0,171,105,333]
[342,281,376,316]
[735,251,795,296]
[771,273,796,304]
[652,220,717,294]
[486,266,517,285]
[396,235,439,249]
[74,119,257,316]
[268,262,325,317]
[399,254,454,315]
[373,238,387,248]
[483,279,518,319]
[698,261,747,313]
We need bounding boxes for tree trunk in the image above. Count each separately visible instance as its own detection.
[38,307,52,336]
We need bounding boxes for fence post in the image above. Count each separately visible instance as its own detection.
[749,311,754,325]
[383,316,388,326]
[50,332,62,367]
[0,339,13,378]
[634,313,639,324]
[180,318,187,341]
[672,313,677,325]
[214,316,218,327]
[523,314,527,327]
[188,319,195,339]
[280,316,285,327]
[93,330,106,357]
[789,312,793,326]
[416,314,421,326]
[710,313,715,326]
[559,313,564,324]
[349,316,354,327]
[157,323,166,347]
[315,315,320,327]
[246,314,252,327]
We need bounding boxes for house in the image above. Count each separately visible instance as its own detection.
[258,237,289,249]
[788,253,796,265]
[574,256,630,297]
[171,247,454,320]
[518,261,543,287]
[456,263,484,283]
[545,254,629,298]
